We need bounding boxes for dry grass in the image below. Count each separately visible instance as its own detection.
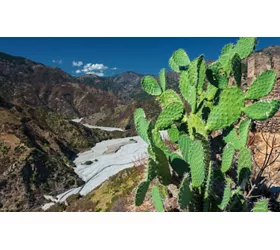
[250,132,280,188]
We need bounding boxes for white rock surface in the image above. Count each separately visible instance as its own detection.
[55,136,148,202]
[42,126,168,209]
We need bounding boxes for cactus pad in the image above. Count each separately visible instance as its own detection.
[232,37,257,59]
[188,113,207,139]
[205,83,218,101]
[231,53,242,86]
[135,181,149,206]
[203,162,213,212]
[238,118,251,147]
[245,70,277,100]
[223,125,241,150]
[167,124,180,142]
[188,55,203,87]
[151,186,164,212]
[221,144,235,173]
[169,49,191,72]
[237,147,252,185]
[197,59,206,94]
[206,63,228,89]
[178,174,192,210]
[158,89,183,108]
[179,135,193,164]
[218,179,232,210]
[189,140,206,187]
[153,146,172,185]
[155,102,184,130]
[159,68,166,91]
[206,87,245,131]
[252,199,269,212]
[244,100,280,120]
[134,108,150,143]
[145,158,157,182]
[141,76,162,96]
[179,71,197,112]
[169,153,189,177]
[221,43,234,55]
[151,129,170,156]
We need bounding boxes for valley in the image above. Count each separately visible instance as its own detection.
[1,43,280,212]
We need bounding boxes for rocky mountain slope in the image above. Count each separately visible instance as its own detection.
[0,52,120,121]
[0,96,124,211]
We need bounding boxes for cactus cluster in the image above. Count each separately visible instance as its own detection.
[134,37,280,212]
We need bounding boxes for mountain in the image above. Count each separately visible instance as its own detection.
[0,96,125,211]
[0,52,120,122]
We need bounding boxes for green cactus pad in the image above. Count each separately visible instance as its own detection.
[231,53,242,86]
[179,71,197,112]
[223,125,241,150]
[134,108,150,143]
[244,100,280,120]
[169,153,189,177]
[188,113,207,139]
[189,140,206,187]
[141,76,162,96]
[237,147,252,185]
[203,162,213,212]
[159,68,166,91]
[221,144,235,173]
[169,49,191,72]
[197,59,206,94]
[205,83,218,101]
[206,87,245,131]
[179,135,193,164]
[155,102,184,130]
[238,118,251,147]
[158,89,183,108]
[145,158,157,182]
[218,179,232,210]
[245,70,277,100]
[206,63,228,89]
[167,124,180,142]
[188,55,203,87]
[178,174,192,210]
[151,186,164,212]
[135,181,149,206]
[252,199,269,212]
[233,37,257,59]
[221,43,234,55]
[153,146,172,185]
[151,129,170,156]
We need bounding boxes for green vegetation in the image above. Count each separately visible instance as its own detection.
[134,37,280,212]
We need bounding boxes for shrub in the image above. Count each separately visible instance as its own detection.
[134,37,280,212]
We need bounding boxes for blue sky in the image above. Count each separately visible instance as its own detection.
[0,37,280,77]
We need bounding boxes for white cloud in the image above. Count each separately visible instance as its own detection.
[52,59,63,64]
[82,63,108,72]
[86,71,104,77]
[75,69,81,74]
[111,67,118,70]
[72,61,83,67]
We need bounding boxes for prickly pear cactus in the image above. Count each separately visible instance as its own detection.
[133,37,279,212]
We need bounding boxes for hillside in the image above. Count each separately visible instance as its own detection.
[0,96,124,211]
[0,52,120,121]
